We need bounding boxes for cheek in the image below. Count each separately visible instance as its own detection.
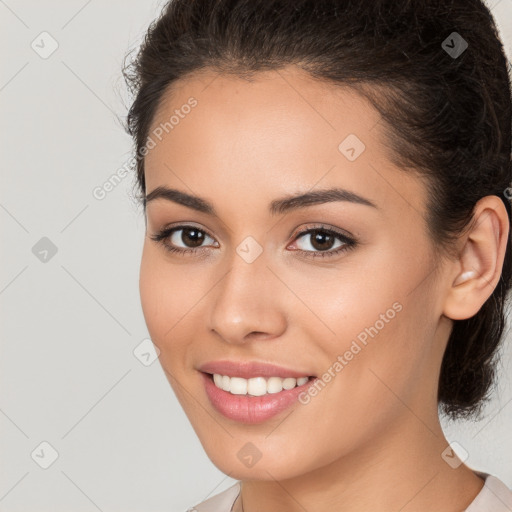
[288,243,435,399]
[139,247,166,335]
[139,246,201,413]
[139,244,191,354]
[284,254,407,351]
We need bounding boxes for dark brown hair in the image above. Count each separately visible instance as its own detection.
[123,0,512,420]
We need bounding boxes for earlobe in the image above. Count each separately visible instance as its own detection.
[444,264,483,321]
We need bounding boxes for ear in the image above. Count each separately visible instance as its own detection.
[443,195,510,321]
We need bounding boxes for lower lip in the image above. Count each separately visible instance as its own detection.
[201,372,316,424]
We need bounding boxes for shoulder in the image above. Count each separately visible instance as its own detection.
[465,472,512,511]
[187,482,241,512]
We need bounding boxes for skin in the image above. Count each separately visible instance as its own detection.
[138,65,510,511]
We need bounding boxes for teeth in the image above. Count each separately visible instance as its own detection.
[248,377,267,396]
[221,375,230,392]
[267,376,284,394]
[230,377,248,395]
[212,374,310,395]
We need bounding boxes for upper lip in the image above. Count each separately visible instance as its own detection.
[198,360,315,379]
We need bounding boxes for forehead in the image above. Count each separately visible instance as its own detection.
[147,66,382,161]
[144,66,427,222]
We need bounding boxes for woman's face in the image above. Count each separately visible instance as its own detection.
[139,66,452,480]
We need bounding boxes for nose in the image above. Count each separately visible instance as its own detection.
[208,251,287,344]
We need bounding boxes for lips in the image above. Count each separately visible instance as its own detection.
[198,360,315,379]
[201,372,316,423]
[197,360,317,424]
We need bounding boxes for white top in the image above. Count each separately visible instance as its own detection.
[188,472,512,512]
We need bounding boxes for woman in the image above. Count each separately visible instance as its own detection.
[122,0,512,510]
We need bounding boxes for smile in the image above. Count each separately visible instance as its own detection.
[212,374,310,395]
[201,371,317,424]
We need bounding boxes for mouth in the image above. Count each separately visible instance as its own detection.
[207,372,315,396]
[199,368,318,424]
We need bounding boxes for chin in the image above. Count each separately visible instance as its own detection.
[197,436,313,481]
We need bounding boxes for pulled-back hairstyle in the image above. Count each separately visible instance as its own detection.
[123,0,512,420]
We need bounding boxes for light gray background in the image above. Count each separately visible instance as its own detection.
[1,1,511,511]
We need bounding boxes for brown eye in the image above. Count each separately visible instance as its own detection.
[308,230,337,251]
[294,228,345,253]
[289,225,357,259]
[149,225,218,255]
[167,226,217,249]
[179,228,206,248]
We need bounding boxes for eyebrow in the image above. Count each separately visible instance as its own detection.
[144,185,378,216]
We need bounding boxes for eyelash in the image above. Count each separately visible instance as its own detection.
[149,224,358,259]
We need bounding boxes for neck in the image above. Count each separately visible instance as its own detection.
[236,412,484,512]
